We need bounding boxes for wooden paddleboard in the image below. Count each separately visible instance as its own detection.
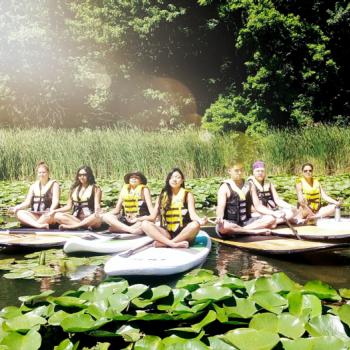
[104,231,211,276]
[0,234,68,252]
[272,225,350,242]
[63,234,153,254]
[211,235,350,255]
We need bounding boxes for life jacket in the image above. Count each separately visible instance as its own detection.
[160,188,191,234]
[31,179,57,212]
[71,184,95,217]
[299,178,321,212]
[248,176,276,209]
[223,180,251,224]
[120,184,150,217]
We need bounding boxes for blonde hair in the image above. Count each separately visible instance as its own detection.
[36,161,50,173]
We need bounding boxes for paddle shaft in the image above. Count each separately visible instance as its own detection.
[285,219,301,240]
[118,240,154,257]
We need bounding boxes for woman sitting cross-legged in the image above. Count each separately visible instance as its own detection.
[101,171,153,234]
[9,161,60,229]
[49,166,102,230]
[141,168,207,248]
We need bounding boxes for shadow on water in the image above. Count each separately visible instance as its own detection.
[2,241,350,309]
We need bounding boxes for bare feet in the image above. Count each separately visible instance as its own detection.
[153,240,189,248]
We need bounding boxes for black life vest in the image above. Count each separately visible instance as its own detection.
[223,180,251,224]
[248,176,276,209]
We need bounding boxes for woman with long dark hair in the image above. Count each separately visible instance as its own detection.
[142,168,207,248]
[9,161,60,229]
[50,165,102,230]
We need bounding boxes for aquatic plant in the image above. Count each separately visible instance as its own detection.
[0,269,349,349]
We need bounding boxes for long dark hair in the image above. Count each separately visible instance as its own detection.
[159,168,185,212]
[71,165,96,192]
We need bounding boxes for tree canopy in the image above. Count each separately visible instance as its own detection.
[0,0,349,132]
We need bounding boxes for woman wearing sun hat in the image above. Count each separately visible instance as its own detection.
[101,171,153,234]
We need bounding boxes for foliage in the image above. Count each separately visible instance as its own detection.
[1,269,350,349]
[201,0,349,133]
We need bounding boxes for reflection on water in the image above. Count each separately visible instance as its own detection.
[2,242,350,309]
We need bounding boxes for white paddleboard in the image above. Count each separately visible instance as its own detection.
[104,231,211,276]
[317,218,350,231]
[63,233,153,254]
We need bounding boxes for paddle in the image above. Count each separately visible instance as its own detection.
[285,219,301,240]
[118,240,154,258]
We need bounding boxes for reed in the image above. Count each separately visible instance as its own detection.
[0,125,349,180]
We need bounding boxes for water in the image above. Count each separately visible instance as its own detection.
[2,241,350,309]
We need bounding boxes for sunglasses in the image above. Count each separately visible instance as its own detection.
[303,169,313,173]
[78,173,88,177]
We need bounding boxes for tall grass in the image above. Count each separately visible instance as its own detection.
[260,125,350,175]
[0,125,349,180]
[0,128,255,180]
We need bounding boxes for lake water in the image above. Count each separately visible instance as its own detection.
[2,239,350,309]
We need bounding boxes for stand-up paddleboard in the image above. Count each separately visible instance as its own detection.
[316,218,350,231]
[63,234,153,254]
[272,225,350,242]
[0,229,110,252]
[211,235,350,255]
[104,231,211,276]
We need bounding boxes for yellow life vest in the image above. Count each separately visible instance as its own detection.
[31,179,56,212]
[120,184,145,217]
[300,178,321,212]
[161,188,190,233]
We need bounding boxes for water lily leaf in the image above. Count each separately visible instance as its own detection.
[271,273,299,292]
[54,338,80,350]
[192,286,232,302]
[0,306,23,319]
[47,296,87,308]
[213,304,228,323]
[3,314,46,332]
[161,335,209,350]
[158,288,190,311]
[306,315,349,339]
[130,311,175,322]
[48,310,71,326]
[176,269,218,290]
[339,288,350,299]
[171,310,217,333]
[0,258,15,265]
[287,292,322,319]
[220,275,245,289]
[3,270,35,279]
[32,265,60,277]
[107,293,130,314]
[133,335,163,350]
[126,284,148,300]
[337,304,350,327]
[87,301,109,319]
[303,280,341,301]
[208,336,238,349]
[281,336,347,350]
[224,297,257,319]
[132,286,171,308]
[223,328,280,350]
[61,313,110,332]
[278,313,305,339]
[0,330,41,350]
[249,313,278,332]
[254,276,282,293]
[95,281,129,299]
[19,290,54,304]
[251,292,288,314]
[116,325,141,342]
